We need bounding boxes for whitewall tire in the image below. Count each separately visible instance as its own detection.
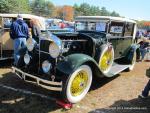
[63,65,92,103]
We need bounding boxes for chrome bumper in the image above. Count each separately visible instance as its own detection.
[12,67,62,91]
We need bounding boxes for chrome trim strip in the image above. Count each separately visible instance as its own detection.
[12,67,62,91]
[62,40,87,42]
[39,50,50,55]
[0,57,13,61]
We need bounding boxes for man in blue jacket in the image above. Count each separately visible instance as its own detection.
[10,14,29,65]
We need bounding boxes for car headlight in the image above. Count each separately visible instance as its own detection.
[24,54,30,65]
[26,38,36,51]
[42,60,51,73]
[49,42,60,58]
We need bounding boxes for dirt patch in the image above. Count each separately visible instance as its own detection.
[0,61,150,113]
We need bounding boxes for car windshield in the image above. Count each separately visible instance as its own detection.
[75,21,107,32]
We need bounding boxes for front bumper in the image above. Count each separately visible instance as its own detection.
[12,67,62,91]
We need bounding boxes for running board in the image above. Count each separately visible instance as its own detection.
[0,57,13,61]
[106,63,130,77]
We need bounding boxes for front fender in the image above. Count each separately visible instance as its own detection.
[56,54,103,77]
[130,43,139,51]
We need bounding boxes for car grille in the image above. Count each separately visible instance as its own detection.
[40,40,51,53]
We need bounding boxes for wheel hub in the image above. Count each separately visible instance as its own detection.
[71,71,88,96]
[79,82,85,87]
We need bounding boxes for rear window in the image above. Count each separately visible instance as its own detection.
[3,18,13,28]
[124,23,134,36]
[2,17,32,29]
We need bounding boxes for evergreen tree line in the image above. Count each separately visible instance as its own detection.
[74,3,120,17]
[0,0,120,19]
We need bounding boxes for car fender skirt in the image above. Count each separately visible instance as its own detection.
[56,54,103,78]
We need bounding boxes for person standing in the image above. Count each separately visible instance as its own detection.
[139,67,150,99]
[138,38,150,61]
[139,79,150,98]
[135,30,142,43]
[10,14,29,65]
[29,19,41,42]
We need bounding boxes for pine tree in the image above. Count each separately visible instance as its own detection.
[0,0,31,13]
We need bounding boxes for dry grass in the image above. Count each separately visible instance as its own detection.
[0,61,150,113]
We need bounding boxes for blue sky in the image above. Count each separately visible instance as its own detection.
[51,0,150,20]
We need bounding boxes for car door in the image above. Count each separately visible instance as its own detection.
[121,22,135,56]
[107,21,124,59]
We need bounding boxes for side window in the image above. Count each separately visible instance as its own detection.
[87,22,96,31]
[0,17,3,29]
[3,18,13,29]
[109,22,124,36]
[124,23,134,36]
[0,17,2,29]
[75,22,87,31]
[0,17,2,36]
[96,22,106,32]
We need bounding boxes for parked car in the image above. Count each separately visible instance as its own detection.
[0,14,46,61]
[12,16,138,103]
[46,19,74,33]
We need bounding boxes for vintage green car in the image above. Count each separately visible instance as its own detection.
[12,16,137,103]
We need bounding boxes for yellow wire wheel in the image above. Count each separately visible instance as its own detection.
[66,65,92,103]
[99,45,114,74]
[71,70,88,96]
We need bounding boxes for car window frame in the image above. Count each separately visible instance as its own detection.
[124,22,134,37]
[75,21,108,32]
[108,21,124,37]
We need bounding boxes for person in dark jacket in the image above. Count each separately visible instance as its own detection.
[138,38,150,61]
[10,14,29,65]
[30,19,41,42]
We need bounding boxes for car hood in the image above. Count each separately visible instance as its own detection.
[43,31,62,48]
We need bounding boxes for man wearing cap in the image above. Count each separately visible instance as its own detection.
[10,14,29,65]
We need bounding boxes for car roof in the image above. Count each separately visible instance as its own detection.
[0,14,46,30]
[0,13,41,19]
[75,16,136,23]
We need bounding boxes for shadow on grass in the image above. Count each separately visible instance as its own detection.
[90,74,120,91]
[0,60,123,113]
[89,96,150,113]
[0,72,63,113]
[0,59,13,68]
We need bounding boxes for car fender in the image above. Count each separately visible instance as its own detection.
[56,54,104,78]
[124,43,139,62]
